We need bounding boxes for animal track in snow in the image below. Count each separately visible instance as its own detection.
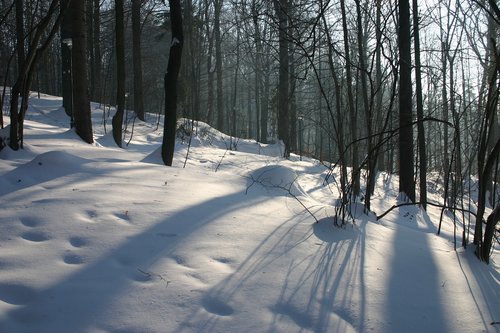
[212,257,232,264]
[113,211,132,225]
[171,254,190,267]
[76,210,98,223]
[185,272,207,286]
[20,217,42,228]
[63,253,84,265]
[69,237,87,248]
[210,256,234,273]
[21,231,50,243]
[202,296,234,317]
[132,270,154,283]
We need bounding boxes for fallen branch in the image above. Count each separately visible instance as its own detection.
[137,268,171,288]
[246,173,319,223]
[377,201,478,221]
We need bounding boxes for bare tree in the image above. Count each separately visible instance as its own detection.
[161,0,183,166]
[340,0,360,195]
[215,0,224,132]
[398,0,415,202]
[132,0,145,121]
[112,0,126,147]
[9,0,70,150]
[273,0,290,157]
[413,0,427,209]
[71,0,93,143]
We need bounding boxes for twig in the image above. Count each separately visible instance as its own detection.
[377,201,479,221]
[246,173,319,223]
[215,148,229,172]
[137,268,171,288]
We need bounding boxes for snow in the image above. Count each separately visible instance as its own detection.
[0,93,499,333]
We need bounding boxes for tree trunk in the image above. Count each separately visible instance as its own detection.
[398,0,415,202]
[61,0,72,118]
[71,0,93,143]
[252,0,261,141]
[132,0,145,121]
[161,0,183,166]
[204,0,214,125]
[340,0,359,196]
[482,203,500,263]
[354,0,374,210]
[288,0,296,153]
[93,0,101,103]
[9,0,25,150]
[231,20,240,142]
[273,0,290,158]
[413,0,427,209]
[112,0,125,147]
[214,0,224,132]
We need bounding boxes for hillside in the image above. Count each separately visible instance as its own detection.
[0,93,498,332]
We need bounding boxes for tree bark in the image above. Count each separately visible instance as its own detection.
[61,0,72,118]
[92,0,101,103]
[340,0,359,195]
[273,0,290,157]
[482,203,500,263]
[9,0,25,150]
[112,0,125,147]
[204,0,214,125]
[413,0,427,209]
[398,0,415,202]
[161,0,183,166]
[71,0,93,143]
[132,0,145,121]
[214,0,224,132]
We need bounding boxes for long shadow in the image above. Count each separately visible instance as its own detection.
[456,250,500,330]
[385,222,450,332]
[173,214,364,332]
[272,218,364,333]
[0,185,265,332]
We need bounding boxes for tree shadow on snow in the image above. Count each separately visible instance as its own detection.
[0,187,266,333]
[173,215,362,333]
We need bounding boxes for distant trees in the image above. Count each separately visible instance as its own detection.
[0,0,498,262]
[6,0,70,150]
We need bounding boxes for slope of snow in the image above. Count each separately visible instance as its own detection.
[0,93,498,333]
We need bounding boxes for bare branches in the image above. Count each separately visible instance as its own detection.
[246,171,319,223]
[376,201,478,221]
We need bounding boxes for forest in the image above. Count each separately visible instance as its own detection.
[0,0,500,331]
[2,0,497,260]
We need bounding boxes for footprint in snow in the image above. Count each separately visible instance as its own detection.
[20,216,42,228]
[69,236,88,248]
[63,253,85,265]
[202,296,234,316]
[76,210,98,223]
[21,231,50,243]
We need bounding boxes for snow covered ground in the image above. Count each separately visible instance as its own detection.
[0,93,498,333]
